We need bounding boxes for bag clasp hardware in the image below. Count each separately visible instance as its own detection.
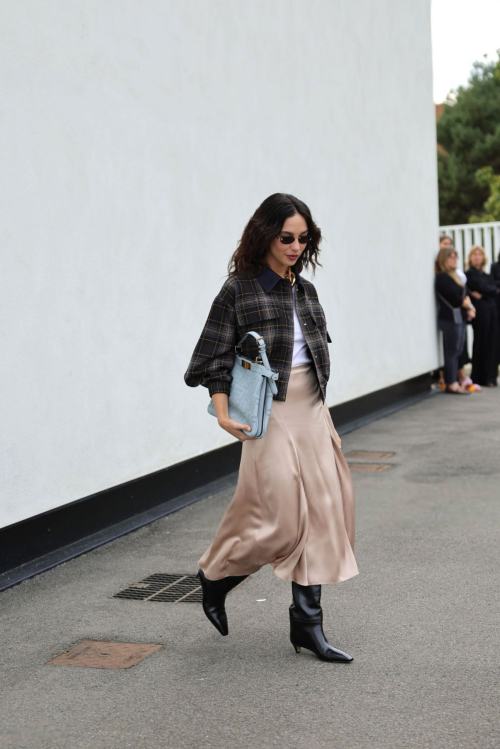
[241,360,251,370]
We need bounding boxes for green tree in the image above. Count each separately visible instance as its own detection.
[470,166,500,222]
[437,52,500,225]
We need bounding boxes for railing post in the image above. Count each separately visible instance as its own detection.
[454,229,464,270]
[495,225,500,264]
[484,224,493,265]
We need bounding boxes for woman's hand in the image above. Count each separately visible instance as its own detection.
[211,392,255,441]
[462,295,472,307]
[471,291,482,299]
[218,416,254,441]
[467,307,476,321]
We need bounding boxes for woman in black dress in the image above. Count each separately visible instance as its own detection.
[465,246,500,387]
[491,250,500,337]
[435,246,475,394]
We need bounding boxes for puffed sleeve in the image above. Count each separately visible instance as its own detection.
[184,281,237,397]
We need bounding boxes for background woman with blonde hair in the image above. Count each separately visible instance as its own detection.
[465,246,500,387]
[435,246,475,394]
[438,235,473,387]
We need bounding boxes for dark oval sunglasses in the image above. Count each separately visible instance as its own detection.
[277,235,309,245]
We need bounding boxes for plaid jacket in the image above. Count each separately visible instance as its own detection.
[184,267,332,402]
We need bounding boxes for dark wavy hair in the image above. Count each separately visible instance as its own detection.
[228,193,322,276]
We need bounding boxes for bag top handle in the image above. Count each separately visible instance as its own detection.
[235,331,274,373]
[235,331,266,352]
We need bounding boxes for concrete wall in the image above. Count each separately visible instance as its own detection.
[1,0,439,529]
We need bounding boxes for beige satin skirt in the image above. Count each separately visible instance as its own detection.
[198,363,359,586]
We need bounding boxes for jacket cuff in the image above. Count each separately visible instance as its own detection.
[208,381,231,397]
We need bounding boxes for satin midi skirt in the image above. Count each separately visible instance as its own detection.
[198,363,359,585]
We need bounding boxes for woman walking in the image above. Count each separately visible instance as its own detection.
[465,246,500,387]
[185,193,358,662]
[435,246,475,394]
[491,251,500,337]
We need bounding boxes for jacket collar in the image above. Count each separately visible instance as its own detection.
[256,266,304,292]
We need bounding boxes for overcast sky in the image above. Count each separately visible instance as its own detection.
[432,0,500,102]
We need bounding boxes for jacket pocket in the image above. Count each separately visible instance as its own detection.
[308,308,331,344]
[308,308,327,330]
[235,306,281,358]
[235,305,281,329]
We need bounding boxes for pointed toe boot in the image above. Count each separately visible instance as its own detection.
[289,582,353,662]
[197,569,248,636]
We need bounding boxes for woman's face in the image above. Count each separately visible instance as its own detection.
[470,249,484,269]
[267,213,309,272]
[440,237,453,249]
[446,252,458,271]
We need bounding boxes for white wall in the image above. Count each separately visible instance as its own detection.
[0,0,439,529]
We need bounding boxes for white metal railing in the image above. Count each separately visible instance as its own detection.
[439,221,500,271]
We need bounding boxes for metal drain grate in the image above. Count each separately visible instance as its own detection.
[151,575,203,603]
[113,573,249,603]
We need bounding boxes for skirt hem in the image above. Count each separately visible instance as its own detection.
[198,562,360,587]
[271,565,359,586]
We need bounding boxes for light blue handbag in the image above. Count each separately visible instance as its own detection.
[207,331,279,439]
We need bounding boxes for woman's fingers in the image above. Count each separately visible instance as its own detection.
[230,420,252,433]
[235,424,254,441]
[233,429,254,442]
[221,420,254,441]
[232,419,250,430]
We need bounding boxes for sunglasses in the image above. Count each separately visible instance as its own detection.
[277,235,309,245]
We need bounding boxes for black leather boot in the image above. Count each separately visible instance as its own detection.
[289,582,353,662]
[197,569,248,636]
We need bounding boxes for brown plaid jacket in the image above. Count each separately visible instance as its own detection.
[184,267,332,402]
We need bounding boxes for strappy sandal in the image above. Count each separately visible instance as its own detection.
[461,378,482,392]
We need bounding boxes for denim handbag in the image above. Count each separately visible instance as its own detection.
[207,331,278,439]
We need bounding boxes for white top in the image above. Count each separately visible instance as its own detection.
[291,285,312,366]
[456,268,467,284]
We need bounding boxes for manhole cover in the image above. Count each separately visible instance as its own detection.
[45,641,162,670]
[345,451,395,460]
[348,463,392,473]
[113,573,249,603]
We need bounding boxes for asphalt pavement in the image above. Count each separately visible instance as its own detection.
[0,386,499,749]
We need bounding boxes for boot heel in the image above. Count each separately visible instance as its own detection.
[293,645,301,653]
